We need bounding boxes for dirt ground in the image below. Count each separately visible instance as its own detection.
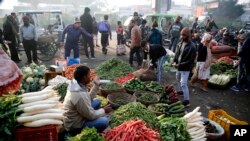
[16,33,250,140]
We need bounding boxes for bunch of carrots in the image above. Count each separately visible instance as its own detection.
[104,120,161,141]
[65,64,96,80]
[115,74,135,84]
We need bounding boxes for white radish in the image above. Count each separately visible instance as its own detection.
[18,100,58,108]
[22,92,54,103]
[191,132,206,140]
[42,86,53,91]
[23,104,56,113]
[48,96,60,101]
[20,90,54,97]
[188,116,204,123]
[17,113,64,123]
[183,107,200,120]
[189,127,205,137]
[191,137,207,141]
[20,109,64,116]
[23,119,63,127]
[187,127,201,133]
[188,122,205,128]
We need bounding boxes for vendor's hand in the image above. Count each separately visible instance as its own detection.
[93,76,100,86]
[103,105,112,113]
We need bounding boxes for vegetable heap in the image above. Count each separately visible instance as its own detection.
[110,102,158,129]
[68,127,104,141]
[104,120,161,141]
[158,117,191,141]
[53,83,68,101]
[65,64,96,80]
[136,91,159,104]
[123,78,146,91]
[96,95,108,107]
[150,101,185,118]
[210,61,237,78]
[208,74,231,86]
[18,63,46,93]
[160,85,179,103]
[182,107,206,141]
[102,82,122,90]
[204,120,218,133]
[0,95,22,141]
[215,56,234,64]
[94,58,133,80]
[17,86,64,127]
[146,81,164,93]
[113,98,129,105]
[115,73,135,84]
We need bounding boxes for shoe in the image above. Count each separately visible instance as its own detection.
[177,91,183,96]
[230,86,242,92]
[90,56,96,59]
[182,100,190,107]
[34,61,39,65]
[85,56,90,59]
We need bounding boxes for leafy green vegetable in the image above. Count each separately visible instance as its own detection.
[123,78,146,91]
[0,95,22,141]
[110,102,158,129]
[146,81,164,93]
[102,82,122,90]
[53,83,68,101]
[113,98,129,105]
[159,117,191,141]
[67,127,104,141]
[137,92,158,102]
[94,58,133,80]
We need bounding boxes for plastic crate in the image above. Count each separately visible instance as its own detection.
[208,109,248,138]
[15,125,58,141]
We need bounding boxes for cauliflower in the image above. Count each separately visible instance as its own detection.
[24,67,32,74]
[26,77,34,83]
[39,79,45,85]
[33,69,38,74]
[21,89,25,94]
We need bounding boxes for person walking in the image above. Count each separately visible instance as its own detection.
[80,7,96,59]
[192,17,198,33]
[92,17,100,47]
[61,18,92,59]
[63,65,112,135]
[98,15,112,55]
[190,33,212,92]
[20,16,38,64]
[231,33,250,92]
[133,12,142,26]
[205,19,218,32]
[129,19,142,68]
[116,21,123,45]
[168,16,183,53]
[3,15,21,62]
[140,19,150,41]
[172,27,196,107]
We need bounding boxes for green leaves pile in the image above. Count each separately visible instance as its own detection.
[159,117,191,141]
[110,102,158,129]
[53,83,68,101]
[210,61,237,78]
[0,95,22,141]
[94,58,133,80]
[68,127,104,141]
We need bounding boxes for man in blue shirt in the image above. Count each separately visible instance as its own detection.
[61,19,92,59]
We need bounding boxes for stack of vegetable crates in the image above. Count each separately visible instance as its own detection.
[208,109,248,138]
[15,125,58,141]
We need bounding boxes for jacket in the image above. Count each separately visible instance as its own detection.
[149,44,167,68]
[3,18,17,42]
[63,80,105,131]
[62,24,92,44]
[131,25,141,47]
[147,28,162,45]
[238,37,250,62]
[80,13,93,34]
[168,22,183,38]
[174,41,196,71]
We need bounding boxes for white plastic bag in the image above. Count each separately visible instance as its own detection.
[116,45,126,55]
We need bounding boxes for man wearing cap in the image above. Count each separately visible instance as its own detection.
[133,12,142,26]
[231,33,250,92]
[61,18,93,59]
[80,7,96,59]
[168,16,183,53]
[20,16,38,64]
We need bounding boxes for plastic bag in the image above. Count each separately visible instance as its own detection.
[67,57,80,66]
[116,45,126,55]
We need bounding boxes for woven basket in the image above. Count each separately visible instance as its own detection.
[134,91,160,106]
[107,92,136,109]
[148,104,164,116]
[99,86,125,98]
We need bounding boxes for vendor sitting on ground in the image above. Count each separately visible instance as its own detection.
[63,65,112,135]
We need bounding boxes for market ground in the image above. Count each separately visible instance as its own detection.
[16,32,250,125]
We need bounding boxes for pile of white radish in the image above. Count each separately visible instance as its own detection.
[182,107,206,141]
[17,86,64,127]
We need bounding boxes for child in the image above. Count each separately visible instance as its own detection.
[116,21,123,45]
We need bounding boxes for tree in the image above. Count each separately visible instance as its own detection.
[209,0,244,22]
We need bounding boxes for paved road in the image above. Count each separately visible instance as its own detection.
[16,33,250,125]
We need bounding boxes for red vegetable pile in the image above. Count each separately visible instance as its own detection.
[104,120,161,141]
[115,73,135,84]
[215,56,234,64]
